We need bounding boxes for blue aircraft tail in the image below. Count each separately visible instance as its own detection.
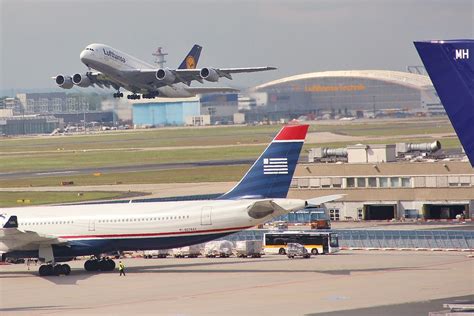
[218,125,309,200]
[178,44,202,69]
[414,40,474,166]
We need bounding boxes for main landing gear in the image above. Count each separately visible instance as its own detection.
[39,263,71,276]
[113,92,124,98]
[127,94,141,100]
[84,257,116,272]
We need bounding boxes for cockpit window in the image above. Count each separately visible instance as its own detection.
[85,47,94,51]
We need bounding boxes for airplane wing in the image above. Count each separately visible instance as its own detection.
[185,87,240,94]
[1,216,68,252]
[174,67,276,83]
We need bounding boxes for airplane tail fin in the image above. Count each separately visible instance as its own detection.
[414,40,474,166]
[178,44,202,69]
[218,125,309,200]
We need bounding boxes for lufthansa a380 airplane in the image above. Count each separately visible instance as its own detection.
[0,125,341,276]
[53,43,276,99]
[414,39,474,166]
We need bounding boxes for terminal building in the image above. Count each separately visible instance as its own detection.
[249,70,443,121]
[289,144,474,221]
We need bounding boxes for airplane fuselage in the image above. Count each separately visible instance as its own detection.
[1,199,305,259]
[80,44,194,97]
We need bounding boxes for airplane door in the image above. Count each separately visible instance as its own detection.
[201,207,212,225]
[88,219,96,231]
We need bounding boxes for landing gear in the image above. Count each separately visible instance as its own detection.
[142,92,159,99]
[84,258,115,272]
[113,92,124,98]
[127,94,141,100]
[39,264,71,276]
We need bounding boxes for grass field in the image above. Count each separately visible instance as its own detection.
[0,118,463,194]
[0,191,137,208]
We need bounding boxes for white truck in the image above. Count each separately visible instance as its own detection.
[235,240,263,258]
[203,240,233,258]
[172,245,202,258]
[143,249,171,259]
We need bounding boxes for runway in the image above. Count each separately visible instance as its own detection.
[1,251,472,315]
[0,159,253,180]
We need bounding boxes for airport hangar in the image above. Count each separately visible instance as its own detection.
[287,144,474,221]
[249,70,444,120]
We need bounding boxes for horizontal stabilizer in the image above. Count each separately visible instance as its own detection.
[306,194,345,206]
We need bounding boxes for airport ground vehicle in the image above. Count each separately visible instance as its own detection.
[172,245,202,258]
[143,249,170,258]
[203,240,233,258]
[287,243,311,259]
[263,231,339,255]
[235,240,263,258]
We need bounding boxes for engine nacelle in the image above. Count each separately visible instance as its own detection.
[55,75,74,89]
[72,73,91,87]
[155,68,176,85]
[200,68,219,82]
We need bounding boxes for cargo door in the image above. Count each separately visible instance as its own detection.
[201,207,212,225]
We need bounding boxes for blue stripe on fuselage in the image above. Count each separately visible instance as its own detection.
[6,232,234,260]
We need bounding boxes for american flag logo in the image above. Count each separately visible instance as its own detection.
[263,158,288,175]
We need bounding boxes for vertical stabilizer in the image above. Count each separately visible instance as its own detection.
[219,125,309,199]
[178,44,202,69]
[414,40,474,166]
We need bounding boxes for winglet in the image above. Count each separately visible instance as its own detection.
[178,44,202,69]
[3,216,18,228]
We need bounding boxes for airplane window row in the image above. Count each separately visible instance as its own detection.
[97,215,190,223]
[21,221,74,226]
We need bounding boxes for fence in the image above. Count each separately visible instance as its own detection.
[221,229,474,250]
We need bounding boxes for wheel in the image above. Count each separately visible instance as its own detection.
[84,259,98,272]
[39,265,51,276]
[107,259,116,271]
[311,248,319,255]
[53,264,63,276]
[98,259,110,271]
[62,264,71,275]
[279,248,286,255]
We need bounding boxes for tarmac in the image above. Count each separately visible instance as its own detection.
[1,251,472,315]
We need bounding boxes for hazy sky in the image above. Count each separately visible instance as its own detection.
[1,0,472,91]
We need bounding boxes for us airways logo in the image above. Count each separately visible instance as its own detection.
[263,158,288,175]
[103,49,126,63]
[455,49,469,60]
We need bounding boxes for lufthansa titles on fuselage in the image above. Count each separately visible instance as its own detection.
[103,49,126,63]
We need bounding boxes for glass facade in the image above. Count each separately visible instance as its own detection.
[253,72,433,120]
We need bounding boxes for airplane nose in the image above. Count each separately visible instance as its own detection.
[80,50,89,63]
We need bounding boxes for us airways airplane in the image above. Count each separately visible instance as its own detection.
[0,125,342,276]
[414,40,474,166]
[53,43,276,99]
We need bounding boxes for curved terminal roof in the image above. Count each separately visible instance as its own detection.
[254,70,433,91]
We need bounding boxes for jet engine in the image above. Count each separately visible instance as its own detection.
[200,68,219,82]
[72,73,92,87]
[55,75,74,89]
[155,68,176,85]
